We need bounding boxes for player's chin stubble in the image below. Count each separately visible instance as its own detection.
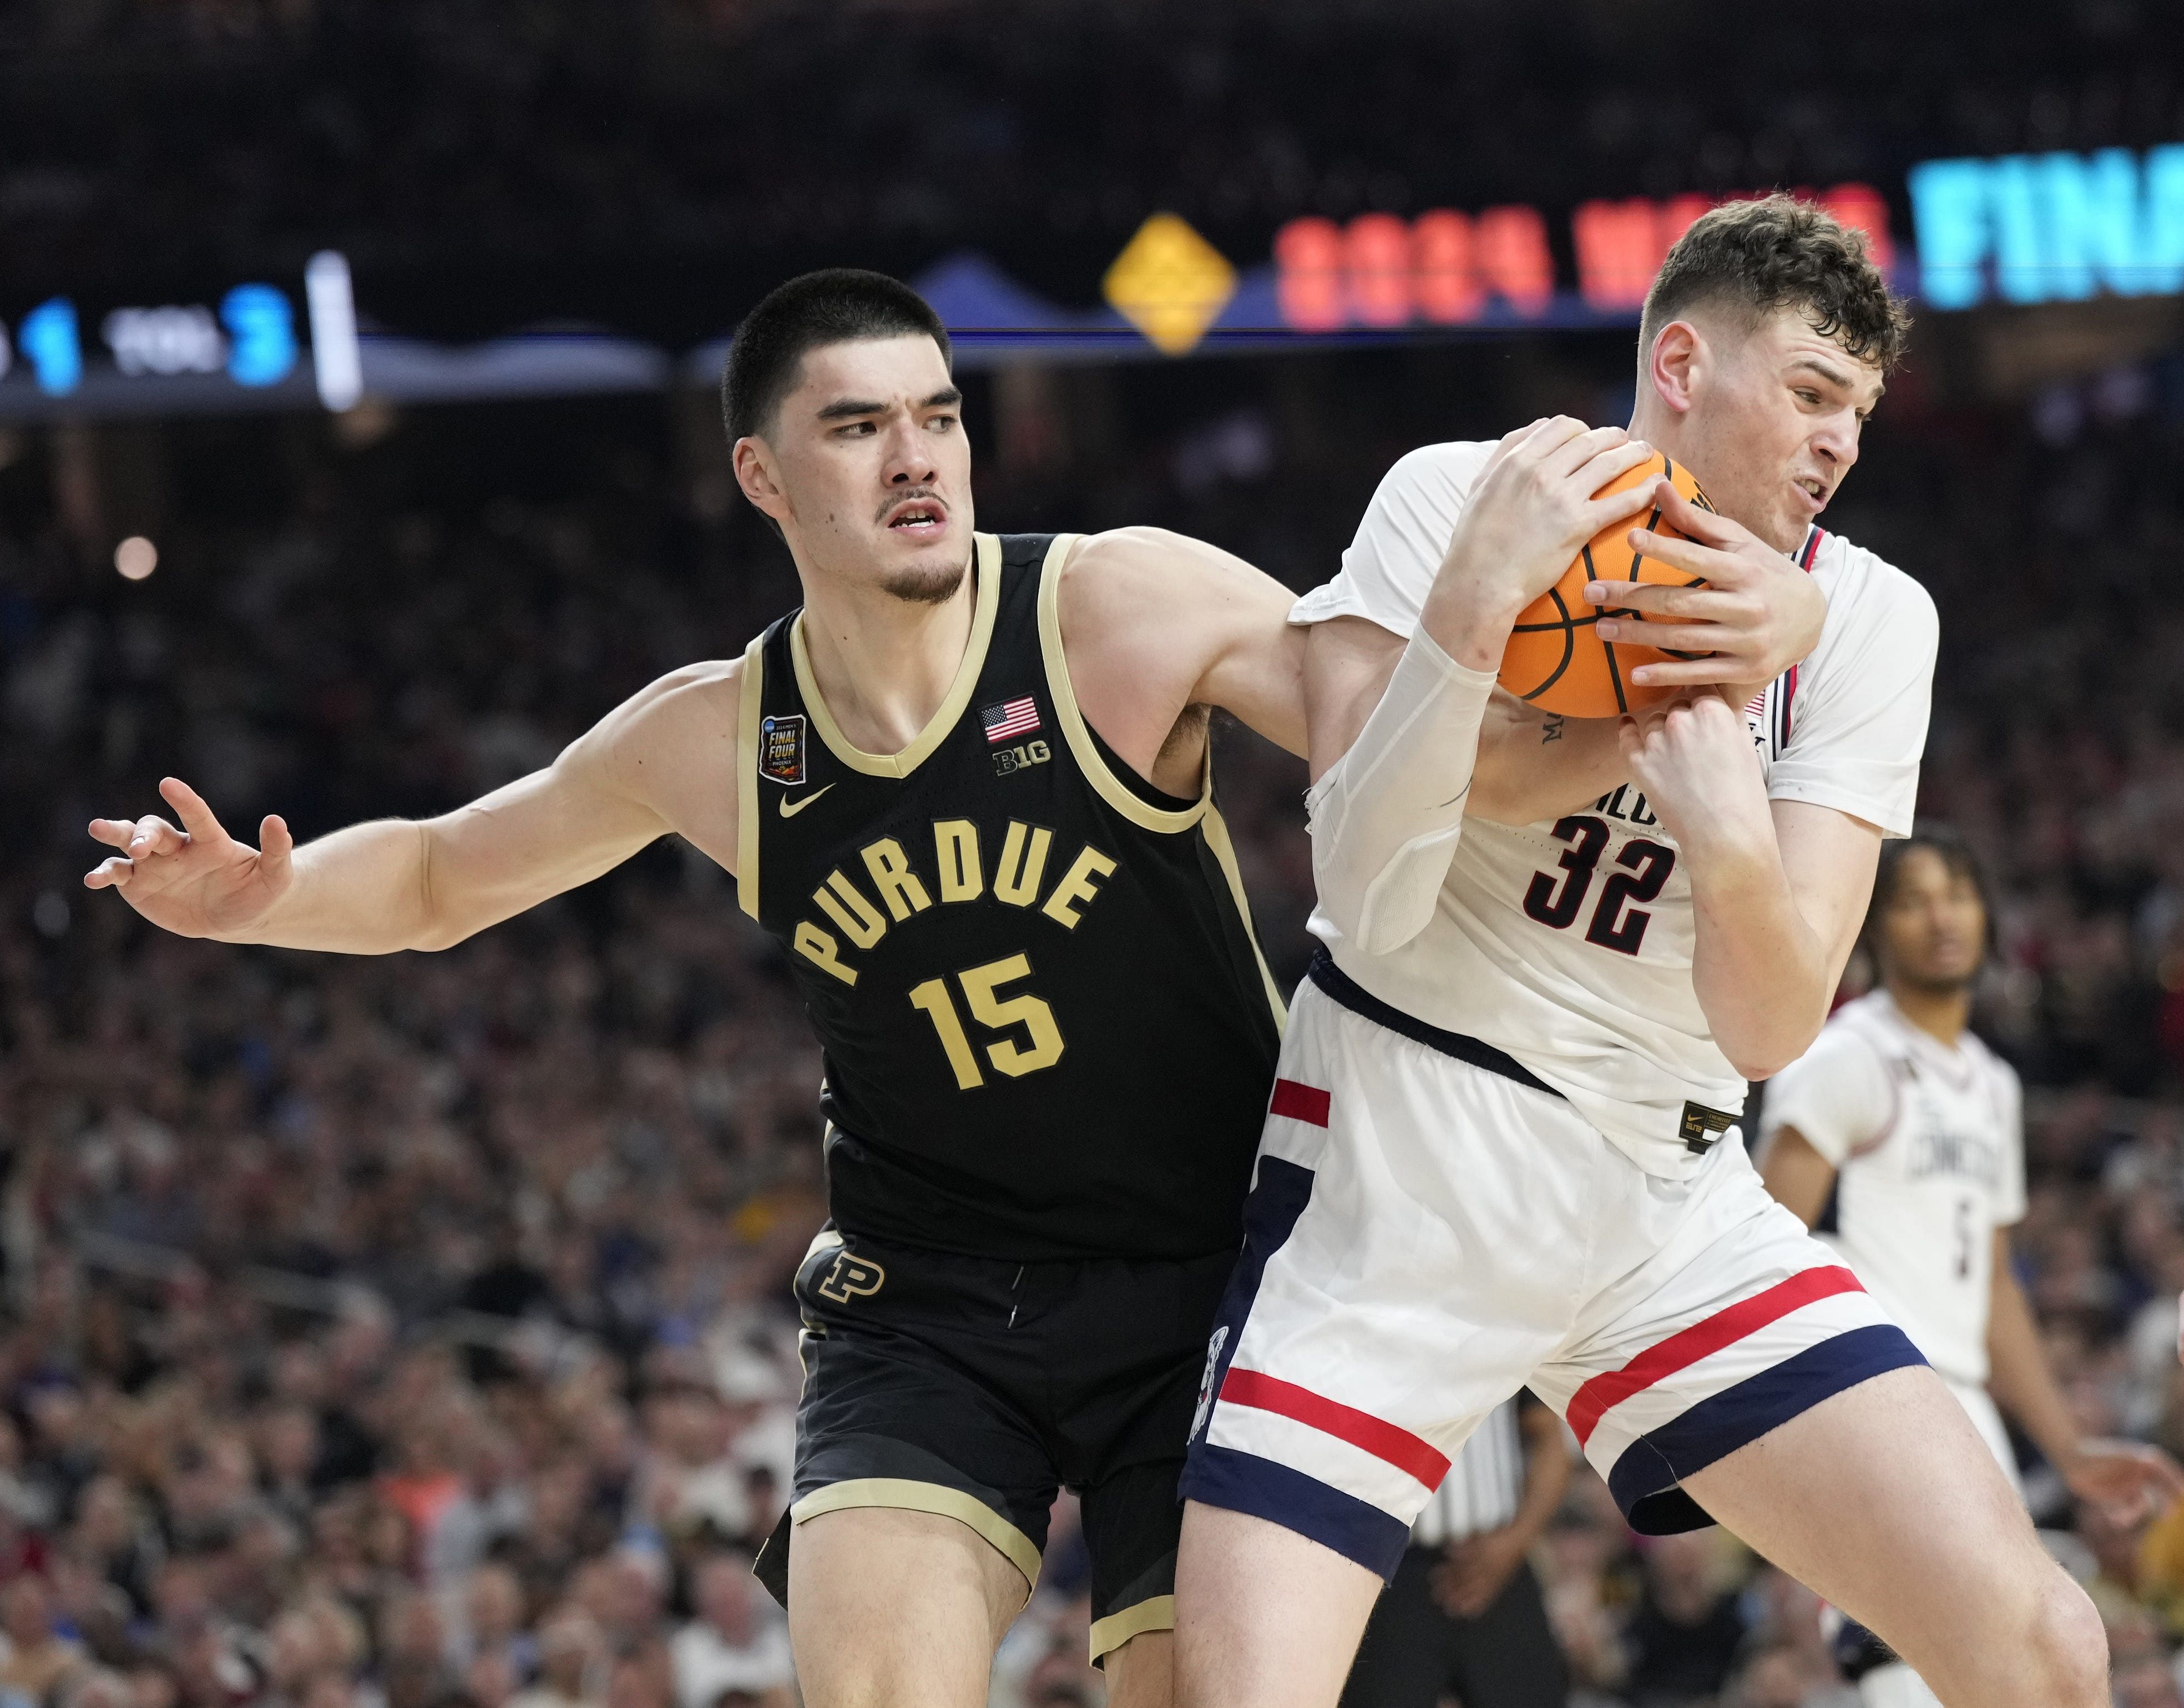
[880,555,970,606]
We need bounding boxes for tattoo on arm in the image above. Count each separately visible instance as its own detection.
[1541,716,1566,745]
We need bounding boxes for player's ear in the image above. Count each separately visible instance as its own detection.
[732,436,792,528]
[1648,320,1703,417]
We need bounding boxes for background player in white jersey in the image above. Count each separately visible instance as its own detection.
[1760,830,2183,1707]
[1174,197,2111,1708]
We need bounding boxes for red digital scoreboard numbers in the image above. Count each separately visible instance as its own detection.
[1272,185,1893,330]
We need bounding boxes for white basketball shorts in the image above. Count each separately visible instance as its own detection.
[1179,954,1926,1578]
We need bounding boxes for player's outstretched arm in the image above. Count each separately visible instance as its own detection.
[84,661,738,954]
[1058,525,1307,764]
[1987,1229,2184,1523]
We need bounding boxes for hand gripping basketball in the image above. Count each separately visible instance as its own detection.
[1498,454,1716,719]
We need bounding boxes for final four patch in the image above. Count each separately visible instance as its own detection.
[759,714,808,785]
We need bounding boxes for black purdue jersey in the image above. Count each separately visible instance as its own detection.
[734,532,1285,1263]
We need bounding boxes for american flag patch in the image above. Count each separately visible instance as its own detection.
[981,695,1041,743]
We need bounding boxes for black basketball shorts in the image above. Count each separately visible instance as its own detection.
[754,1226,1237,1665]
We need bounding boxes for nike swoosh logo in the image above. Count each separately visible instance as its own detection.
[778,784,835,818]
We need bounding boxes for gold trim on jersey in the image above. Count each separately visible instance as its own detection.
[735,633,766,919]
[1035,533,1211,834]
[788,1478,1041,1603]
[789,533,1003,780]
[1202,804,1288,1035]
[1088,1594,1176,1665]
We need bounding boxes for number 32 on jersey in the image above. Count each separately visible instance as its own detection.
[1522,811,1677,956]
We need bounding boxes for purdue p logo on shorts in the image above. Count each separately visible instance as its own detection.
[817,1251,887,1304]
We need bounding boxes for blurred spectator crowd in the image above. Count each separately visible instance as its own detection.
[1,0,2181,343]
[3,348,2184,1708]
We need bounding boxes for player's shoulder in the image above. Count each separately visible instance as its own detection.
[1957,1025,2023,1089]
[1811,529,1939,643]
[1370,439,1497,510]
[606,658,744,743]
[1811,991,1905,1063]
[1064,525,1248,594]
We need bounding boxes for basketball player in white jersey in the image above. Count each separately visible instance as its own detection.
[1760,830,2183,1707]
[1173,196,2111,1708]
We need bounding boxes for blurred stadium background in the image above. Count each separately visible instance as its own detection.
[5,2,2184,1704]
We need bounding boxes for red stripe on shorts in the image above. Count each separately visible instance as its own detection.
[1220,1367,1451,1488]
[1566,1265,1866,1448]
[1268,1078,1331,1127]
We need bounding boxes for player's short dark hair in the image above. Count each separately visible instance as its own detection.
[1640,194,1911,374]
[1864,826,1993,953]
[720,269,952,444]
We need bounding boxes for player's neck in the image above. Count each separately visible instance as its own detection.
[796,550,980,756]
[1884,979,1971,1049]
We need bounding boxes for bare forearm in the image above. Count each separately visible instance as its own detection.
[1686,837,1832,1079]
[218,818,433,953]
[1988,1264,2081,1468]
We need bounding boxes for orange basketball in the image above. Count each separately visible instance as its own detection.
[1497,453,1715,719]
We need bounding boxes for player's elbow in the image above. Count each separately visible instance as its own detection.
[1722,1022,1824,1084]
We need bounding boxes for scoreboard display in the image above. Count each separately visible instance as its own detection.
[0,252,360,420]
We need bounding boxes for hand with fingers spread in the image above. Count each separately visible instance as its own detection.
[84,777,296,940]
[1419,417,1664,671]
[1588,480,1827,695]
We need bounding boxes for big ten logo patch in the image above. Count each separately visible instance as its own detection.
[817,1250,887,1304]
[992,738,1051,778]
[760,714,808,785]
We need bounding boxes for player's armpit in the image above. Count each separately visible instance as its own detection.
[1467,692,1628,826]
[1756,1125,1837,1227]
[1059,527,1307,772]
[411,660,737,950]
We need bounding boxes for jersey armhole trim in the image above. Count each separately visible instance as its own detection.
[735,633,766,920]
[1037,533,1212,835]
[788,533,1002,780]
[1202,804,1288,1035]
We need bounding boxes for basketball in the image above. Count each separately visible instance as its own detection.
[1497,453,1716,719]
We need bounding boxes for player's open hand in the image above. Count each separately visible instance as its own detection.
[84,777,295,939]
[1426,418,1660,634]
[2062,1438,2184,1527]
[1589,481,1827,693]
[1616,693,1772,860]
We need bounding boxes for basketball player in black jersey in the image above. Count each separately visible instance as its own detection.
[84,270,1827,1708]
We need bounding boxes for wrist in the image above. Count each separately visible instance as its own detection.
[1419,577,1528,674]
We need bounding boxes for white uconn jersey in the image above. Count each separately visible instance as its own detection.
[1292,442,1938,1178]
[1761,992,2026,1386]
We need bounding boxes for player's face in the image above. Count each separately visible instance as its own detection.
[740,333,973,603]
[1876,847,1986,994]
[1675,307,1885,555]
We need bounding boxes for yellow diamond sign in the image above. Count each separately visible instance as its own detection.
[1104,214,1236,356]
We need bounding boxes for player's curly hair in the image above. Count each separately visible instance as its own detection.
[1862,825,1994,964]
[1640,194,1911,373]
